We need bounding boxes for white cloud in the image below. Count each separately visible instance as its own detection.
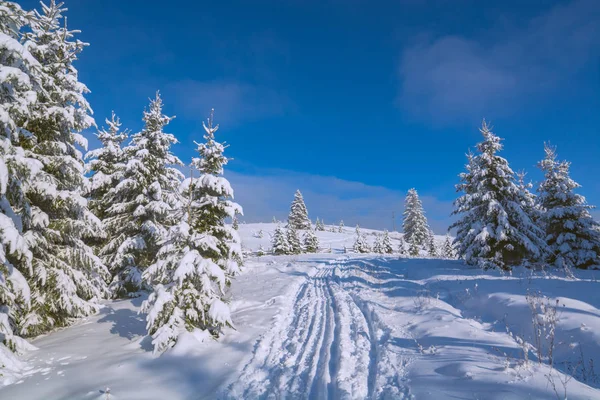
[398,0,600,125]
[226,167,454,234]
[165,80,290,126]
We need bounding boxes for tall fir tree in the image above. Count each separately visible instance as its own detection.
[451,121,546,270]
[338,220,344,233]
[141,109,242,353]
[101,92,183,297]
[537,144,600,270]
[0,0,43,356]
[402,189,430,247]
[288,190,310,230]
[272,225,291,255]
[20,1,109,335]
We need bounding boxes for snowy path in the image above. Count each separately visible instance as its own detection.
[226,261,413,399]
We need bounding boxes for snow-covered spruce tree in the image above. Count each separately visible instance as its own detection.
[373,234,383,254]
[353,225,370,253]
[442,234,455,259]
[381,230,393,254]
[272,225,291,255]
[20,1,110,335]
[537,144,600,270]
[427,231,438,257]
[409,240,419,257]
[101,92,183,297]
[303,228,319,253]
[516,171,539,224]
[141,109,243,353]
[397,237,407,256]
[287,225,302,254]
[451,121,546,270]
[402,188,430,247]
[231,215,239,230]
[288,190,310,230]
[315,217,325,231]
[338,220,344,233]
[84,112,128,237]
[0,0,43,355]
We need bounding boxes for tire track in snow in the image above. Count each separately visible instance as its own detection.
[226,263,407,399]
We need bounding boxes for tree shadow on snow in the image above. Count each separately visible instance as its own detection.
[138,353,228,399]
[97,308,148,341]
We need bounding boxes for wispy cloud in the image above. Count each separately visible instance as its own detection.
[165,80,290,126]
[226,167,454,234]
[397,0,600,125]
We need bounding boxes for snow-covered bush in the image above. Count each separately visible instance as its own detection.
[526,290,560,367]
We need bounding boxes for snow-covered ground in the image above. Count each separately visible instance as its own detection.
[2,223,600,399]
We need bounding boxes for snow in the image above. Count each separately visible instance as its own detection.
[2,223,600,399]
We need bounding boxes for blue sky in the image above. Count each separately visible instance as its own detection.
[22,0,600,232]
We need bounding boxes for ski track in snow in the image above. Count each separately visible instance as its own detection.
[226,261,413,400]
